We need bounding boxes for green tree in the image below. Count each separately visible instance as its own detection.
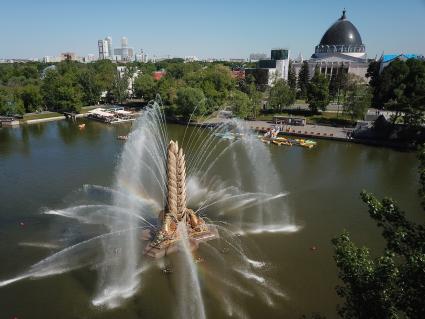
[92,59,116,91]
[268,79,295,112]
[332,147,425,319]
[0,88,25,115]
[343,84,371,120]
[329,66,348,103]
[366,60,381,107]
[134,74,157,101]
[374,59,425,128]
[229,90,250,118]
[78,69,101,106]
[297,61,310,99]
[176,87,206,120]
[288,63,297,91]
[20,84,43,112]
[307,70,330,113]
[41,69,83,112]
[110,72,129,104]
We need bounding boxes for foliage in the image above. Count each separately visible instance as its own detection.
[329,66,348,102]
[307,70,330,113]
[41,69,83,112]
[332,147,425,319]
[371,59,425,127]
[20,84,43,112]
[134,74,157,101]
[297,61,310,98]
[0,88,25,115]
[343,82,371,120]
[229,90,251,118]
[366,60,381,102]
[109,72,129,104]
[288,63,297,91]
[268,79,295,112]
[176,87,206,120]
[78,69,102,106]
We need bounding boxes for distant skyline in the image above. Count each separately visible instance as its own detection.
[1,0,425,60]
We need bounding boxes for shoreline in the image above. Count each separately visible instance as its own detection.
[1,112,413,151]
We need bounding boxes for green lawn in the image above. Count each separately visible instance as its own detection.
[22,112,63,121]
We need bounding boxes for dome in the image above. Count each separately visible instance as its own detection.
[319,10,363,46]
[313,10,366,58]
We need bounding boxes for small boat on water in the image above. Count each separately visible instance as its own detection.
[117,135,128,141]
[260,136,317,149]
[272,139,292,146]
[295,139,317,149]
[78,124,86,130]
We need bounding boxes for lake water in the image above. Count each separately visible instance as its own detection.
[0,119,423,319]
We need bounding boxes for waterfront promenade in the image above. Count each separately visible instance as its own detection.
[204,118,353,141]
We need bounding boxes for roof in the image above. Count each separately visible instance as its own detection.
[382,53,418,63]
[319,10,363,47]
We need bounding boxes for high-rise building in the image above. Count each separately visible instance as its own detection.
[98,39,109,60]
[121,37,128,48]
[105,36,113,58]
[114,36,134,62]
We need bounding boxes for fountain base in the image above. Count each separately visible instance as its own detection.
[143,212,219,258]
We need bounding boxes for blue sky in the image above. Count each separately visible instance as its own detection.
[1,0,424,60]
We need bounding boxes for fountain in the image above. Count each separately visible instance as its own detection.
[143,140,218,258]
[0,102,298,318]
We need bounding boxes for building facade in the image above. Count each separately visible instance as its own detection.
[293,10,369,81]
[245,48,290,87]
[98,39,109,60]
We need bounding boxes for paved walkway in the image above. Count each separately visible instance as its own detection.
[204,118,353,140]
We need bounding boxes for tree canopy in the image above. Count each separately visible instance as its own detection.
[332,147,425,319]
[307,70,330,113]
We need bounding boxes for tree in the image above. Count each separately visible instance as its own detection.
[372,59,425,127]
[91,59,117,93]
[110,72,129,104]
[288,63,297,91]
[343,84,371,120]
[78,69,101,106]
[307,70,330,113]
[41,69,83,112]
[329,66,348,103]
[366,61,381,91]
[297,61,310,99]
[176,87,206,120]
[157,77,180,105]
[134,74,157,101]
[332,147,425,319]
[268,79,295,112]
[229,90,250,118]
[20,84,43,112]
[0,88,25,115]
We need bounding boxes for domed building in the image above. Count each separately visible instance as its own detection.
[313,10,366,59]
[294,10,369,81]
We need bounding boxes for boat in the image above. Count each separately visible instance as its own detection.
[78,124,86,129]
[117,135,128,141]
[295,139,317,149]
[272,140,292,146]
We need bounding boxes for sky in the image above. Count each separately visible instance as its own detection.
[0,0,424,60]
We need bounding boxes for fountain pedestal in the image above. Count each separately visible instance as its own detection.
[144,141,218,258]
